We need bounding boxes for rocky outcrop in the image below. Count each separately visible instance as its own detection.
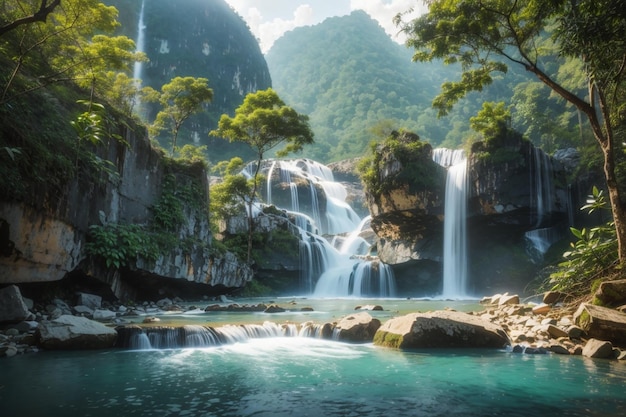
[363,132,569,295]
[37,315,117,349]
[373,310,510,349]
[0,121,252,300]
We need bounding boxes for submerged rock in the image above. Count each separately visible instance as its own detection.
[373,310,510,349]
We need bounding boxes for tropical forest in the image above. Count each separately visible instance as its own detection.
[1,1,626,416]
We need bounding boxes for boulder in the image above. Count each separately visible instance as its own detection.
[543,290,566,305]
[37,315,117,349]
[334,312,381,343]
[373,310,510,349]
[582,338,614,359]
[76,292,102,309]
[92,309,117,321]
[593,279,626,307]
[574,303,626,346]
[499,294,520,306]
[0,285,30,323]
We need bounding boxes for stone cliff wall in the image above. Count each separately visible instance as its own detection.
[0,122,252,299]
[365,136,571,296]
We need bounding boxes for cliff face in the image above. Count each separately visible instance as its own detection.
[0,121,252,300]
[365,136,570,295]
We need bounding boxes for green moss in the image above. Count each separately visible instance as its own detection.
[577,309,590,328]
[373,331,404,348]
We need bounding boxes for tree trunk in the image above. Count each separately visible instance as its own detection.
[601,141,626,264]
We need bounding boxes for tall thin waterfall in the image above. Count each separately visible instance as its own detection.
[433,149,469,299]
[525,147,561,261]
[253,159,396,297]
[530,147,554,226]
[132,0,146,113]
[133,0,147,80]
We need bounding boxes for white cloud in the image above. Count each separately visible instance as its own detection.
[257,4,315,53]
[349,0,427,44]
[223,0,426,53]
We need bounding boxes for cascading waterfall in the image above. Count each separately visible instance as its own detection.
[433,149,469,299]
[254,159,396,297]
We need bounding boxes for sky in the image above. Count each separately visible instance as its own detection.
[223,0,428,53]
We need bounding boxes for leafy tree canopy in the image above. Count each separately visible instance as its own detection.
[143,76,213,156]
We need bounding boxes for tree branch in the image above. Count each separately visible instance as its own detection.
[0,0,61,37]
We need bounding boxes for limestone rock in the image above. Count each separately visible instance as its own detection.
[373,310,510,349]
[77,293,102,309]
[334,312,381,343]
[499,294,520,306]
[0,285,30,323]
[574,303,626,346]
[37,315,117,349]
[543,290,566,305]
[594,279,626,307]
[532,303,551,315]
[92,309,117,321]
[582,338,614,359]
[264,305,285,313]
[546,324,568,339]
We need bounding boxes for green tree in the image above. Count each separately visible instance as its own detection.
[210,88,314,263]
[469,102,511,139]
[396,0,626,264]
[0,0,145,103]
[209,157,252,228]
[143,76,213,156]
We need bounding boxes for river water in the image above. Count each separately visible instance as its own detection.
[2,298,626,416]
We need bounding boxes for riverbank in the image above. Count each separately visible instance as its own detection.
[2,280,626,360]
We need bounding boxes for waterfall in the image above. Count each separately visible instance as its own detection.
[133,0,146,81]
[249,159,396,297]
[530,147,554,226]
[132,0,147,115]
[118,321,332,350]
[433,149,469,299]
[525,147,561,260]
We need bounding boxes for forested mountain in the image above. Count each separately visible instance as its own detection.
[266,11,581,162]
[105,0,272,162]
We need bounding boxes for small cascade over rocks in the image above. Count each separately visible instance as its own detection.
[433,148,469,299]
[115,321,336,350]
[242,159,396,297]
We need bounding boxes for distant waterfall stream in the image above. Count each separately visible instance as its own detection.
[525,147,563,261]
[245,159,396,297]
[132,0,146,82]
[433,149,469,299]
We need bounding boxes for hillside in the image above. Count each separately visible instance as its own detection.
[266,11,577,163]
